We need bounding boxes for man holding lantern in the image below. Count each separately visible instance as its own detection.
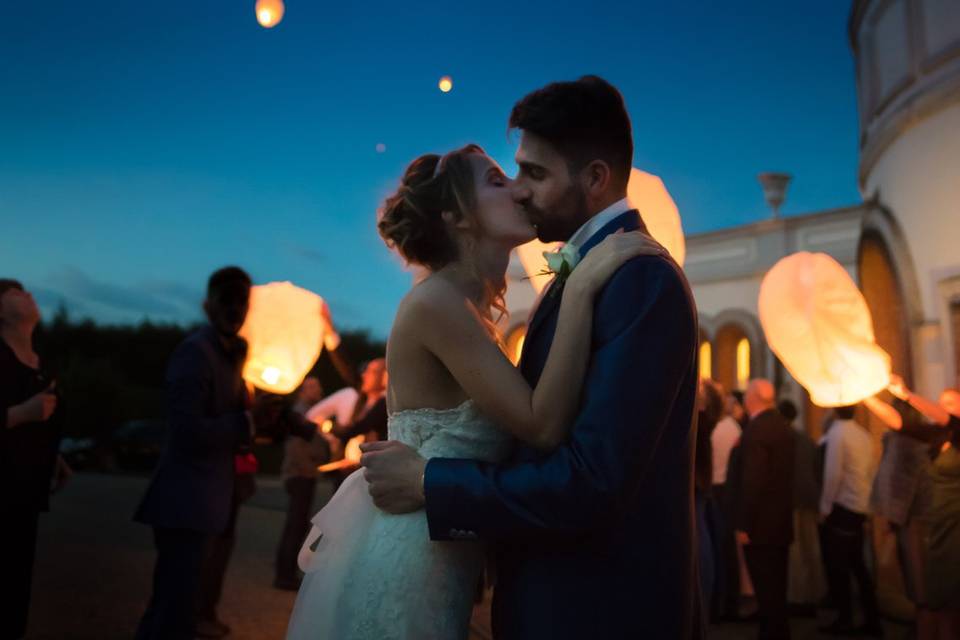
[134,266,279,640]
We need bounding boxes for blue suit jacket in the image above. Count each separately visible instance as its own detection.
[134,325,251,534]
[424,210,702,639]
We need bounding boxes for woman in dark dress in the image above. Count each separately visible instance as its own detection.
[0,279,70,640]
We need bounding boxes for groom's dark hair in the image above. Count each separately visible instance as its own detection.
[509,75,633,191]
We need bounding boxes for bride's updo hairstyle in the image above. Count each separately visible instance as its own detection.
[378,144,486,271]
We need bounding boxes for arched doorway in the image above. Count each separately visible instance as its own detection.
[715,324,751,393]
[858,231,913,384]
[856,224,919,618]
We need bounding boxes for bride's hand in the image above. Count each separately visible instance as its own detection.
[566,231,668,299]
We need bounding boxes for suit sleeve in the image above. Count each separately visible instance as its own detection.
[424,258,697,540]
[166,343,250,454]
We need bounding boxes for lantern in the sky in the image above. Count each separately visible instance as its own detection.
[515,167,685,294]
[255,0,285,28]
[758,252,891,407]
[240,281,326,394]
[438,76,453,93]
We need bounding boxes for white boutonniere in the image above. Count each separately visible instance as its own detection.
[536,244,580,293]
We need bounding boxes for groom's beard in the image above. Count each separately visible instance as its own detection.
[525,184,589,243]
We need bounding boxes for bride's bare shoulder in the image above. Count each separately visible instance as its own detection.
[394,276,472,329]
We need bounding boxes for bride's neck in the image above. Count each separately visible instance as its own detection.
[440,244,509,310]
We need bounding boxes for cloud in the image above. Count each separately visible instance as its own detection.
[40,267,203,324]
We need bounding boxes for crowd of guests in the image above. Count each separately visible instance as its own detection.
[132,266,389,639]
[4,266,959,640]
[696,375,960,640]
[0,268,388,640]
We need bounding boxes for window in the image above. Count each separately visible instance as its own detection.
[699,341,713,381]
[736,338,751,391]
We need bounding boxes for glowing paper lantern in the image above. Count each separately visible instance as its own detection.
[438,76,453,93]
[255,0,285,28]
[515,167,685,293]
[627,168,685,266]
[758,252,891,407]
[240,281,326,394]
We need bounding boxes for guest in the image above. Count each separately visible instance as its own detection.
[779,399,824,616]
[0,279,72,640]
[305,357,388,472]
[735,379,795,639]
[818,404,881,636]
[134,267,279,640]
[730,390,747,428]
[871,379,960,639]
[866,376,950,640]
[711,387,743,620]
[273,376,331,590]
[695,378,723,618]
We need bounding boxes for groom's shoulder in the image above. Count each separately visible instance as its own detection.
[606,254,692,305]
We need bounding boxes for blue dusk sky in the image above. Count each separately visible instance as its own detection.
[0,1,862,337]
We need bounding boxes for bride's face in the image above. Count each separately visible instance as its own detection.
[466,153,536,248]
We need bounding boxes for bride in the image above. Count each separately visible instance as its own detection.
[286,143,662,639]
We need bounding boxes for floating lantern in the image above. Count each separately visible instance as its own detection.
[627,168,685,266]
[255,0,285,28]
[758,252,891,407]
[515,167,685,293]
[240,281,326,394]
[438,76,453,93]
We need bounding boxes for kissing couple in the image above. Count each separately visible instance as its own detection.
[286,76,703,640]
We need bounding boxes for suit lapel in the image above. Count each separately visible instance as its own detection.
[520,210,646,372]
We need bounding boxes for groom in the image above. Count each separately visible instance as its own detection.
[361,76,702,639]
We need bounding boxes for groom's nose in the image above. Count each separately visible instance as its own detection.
[510,180,531,203]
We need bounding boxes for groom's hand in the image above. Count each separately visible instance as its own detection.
[359,440,427,514]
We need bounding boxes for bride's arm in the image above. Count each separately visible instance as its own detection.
[415,232,664,450]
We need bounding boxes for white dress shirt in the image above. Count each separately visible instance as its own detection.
[820,419,877,516]
[711,416,742,485]
[566,197,633,252]
[305,387,361,427]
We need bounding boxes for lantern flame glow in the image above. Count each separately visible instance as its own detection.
[758,252,891,407]
[255,0,285,28]
[438,76,453,93]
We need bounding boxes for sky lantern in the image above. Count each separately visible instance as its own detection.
[627,168,685,266]
[758,252,891,407]
[438,76,453,93]
[239,281,326,394]
[515,167,684,293]
[255,0,285,28]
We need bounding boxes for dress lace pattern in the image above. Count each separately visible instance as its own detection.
[286,401,511,640]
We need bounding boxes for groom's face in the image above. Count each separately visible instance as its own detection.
[512,132,588,243]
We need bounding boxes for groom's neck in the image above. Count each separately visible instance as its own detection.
[585,191,628,219]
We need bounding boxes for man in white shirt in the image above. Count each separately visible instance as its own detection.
[818,405,881,636]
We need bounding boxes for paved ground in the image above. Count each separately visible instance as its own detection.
[26,474,911,639]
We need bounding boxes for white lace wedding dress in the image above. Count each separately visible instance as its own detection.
[286,400,512,640]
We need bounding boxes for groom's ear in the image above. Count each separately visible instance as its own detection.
[581,159,613,198]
